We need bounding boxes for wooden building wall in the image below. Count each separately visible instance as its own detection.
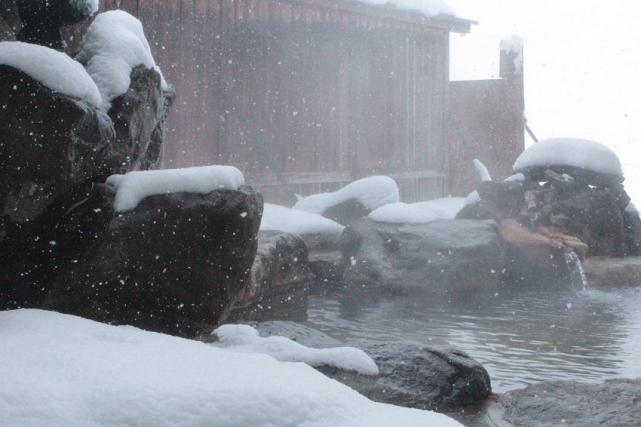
[97,0,452,204]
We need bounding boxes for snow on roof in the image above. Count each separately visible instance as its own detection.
[106,165,245,212]
[0,309,462,427]
[260,203,345,236]
[214,324,378,376]
[358,0,455,17]
[294,176,400,215]
[0,41,102,108]
[69,0,99,16]
[76,10,168,108]
[513,137,623,178]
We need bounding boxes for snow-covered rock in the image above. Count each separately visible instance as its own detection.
[0,309,462,427]
[261,203,344,236]
[0,41,102,108]
[513,137,624,179]
[69,0,100,16]
[106,165,244,212]
[369,202,445,224]
[473,159,493,182]
[214,324,379,376]
[294,176,400,223]
[77,10,168,107]
[357,0,455,17]
[369,198,465,224]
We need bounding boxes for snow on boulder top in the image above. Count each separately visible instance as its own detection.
[358,0,455,17]
[413,197,466,219]
[70,0,99,16]
[261,203,345,236]
[213,324,379,376]
[293,176,400,215]
[0,309,463,427]
[514,138,624,179]
[76,10,168,107]
[106,165,245,212]
[0,41,102,108]
[369,202,448,224]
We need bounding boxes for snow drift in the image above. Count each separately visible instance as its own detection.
[0,309,462,427]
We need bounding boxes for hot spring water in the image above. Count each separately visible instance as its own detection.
[304,283,641,392]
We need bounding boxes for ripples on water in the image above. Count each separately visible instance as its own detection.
[304,286,641,392]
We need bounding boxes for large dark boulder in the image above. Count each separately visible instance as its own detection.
[0,64,172,240]
[300,232,345,284]
[0,66,115,237]
[340,218,504,292]
[38,185,262,337]
[321,343,491,412]
[498,378,641,427]
[12,0,96,49]
[231,230,313,322]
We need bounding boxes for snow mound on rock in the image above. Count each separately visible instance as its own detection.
[0,41,102,108]
[214,324,379,375]
[0,309,462,427]
[513,137,623,178]
[77,10,168,107]
[294,176,400,215]
[370,198,465,224]
[261,203,345,236]
[107,165,245,212]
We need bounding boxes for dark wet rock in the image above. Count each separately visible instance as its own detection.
[39,186,262,337]
[583,256,641,288]
[107,65,174,171]
[499,378,641,427]
[0,63,172,239]
[476,181,525,218]
[0,2,18,41]
[0,66,116,237]
[623,208,641,256]
[319,343,492,412]
[231,230,313,322]
[300,233,345,284]
[322,198,371,226]
[340,218,504,292]
[12,0,96,49]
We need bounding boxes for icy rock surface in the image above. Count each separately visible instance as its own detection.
[77,10,168,106]
[0,309,462,427]
[0,41,102,107]
[107,165,244,212]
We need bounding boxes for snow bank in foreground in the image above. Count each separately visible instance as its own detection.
[0,41,102,108]
[261,203,345,236]
[294,176,400,215]
[0,310,461,427]
[513,137,623,178]
[107,165,244,212]
[358,0,454,17]
[77,10,168,107]
[214,324,379,375]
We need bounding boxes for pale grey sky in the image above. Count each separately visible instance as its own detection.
[447,0,641,202]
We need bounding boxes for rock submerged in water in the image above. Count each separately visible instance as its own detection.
[497,378,641,427]
[340,218,504,292]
